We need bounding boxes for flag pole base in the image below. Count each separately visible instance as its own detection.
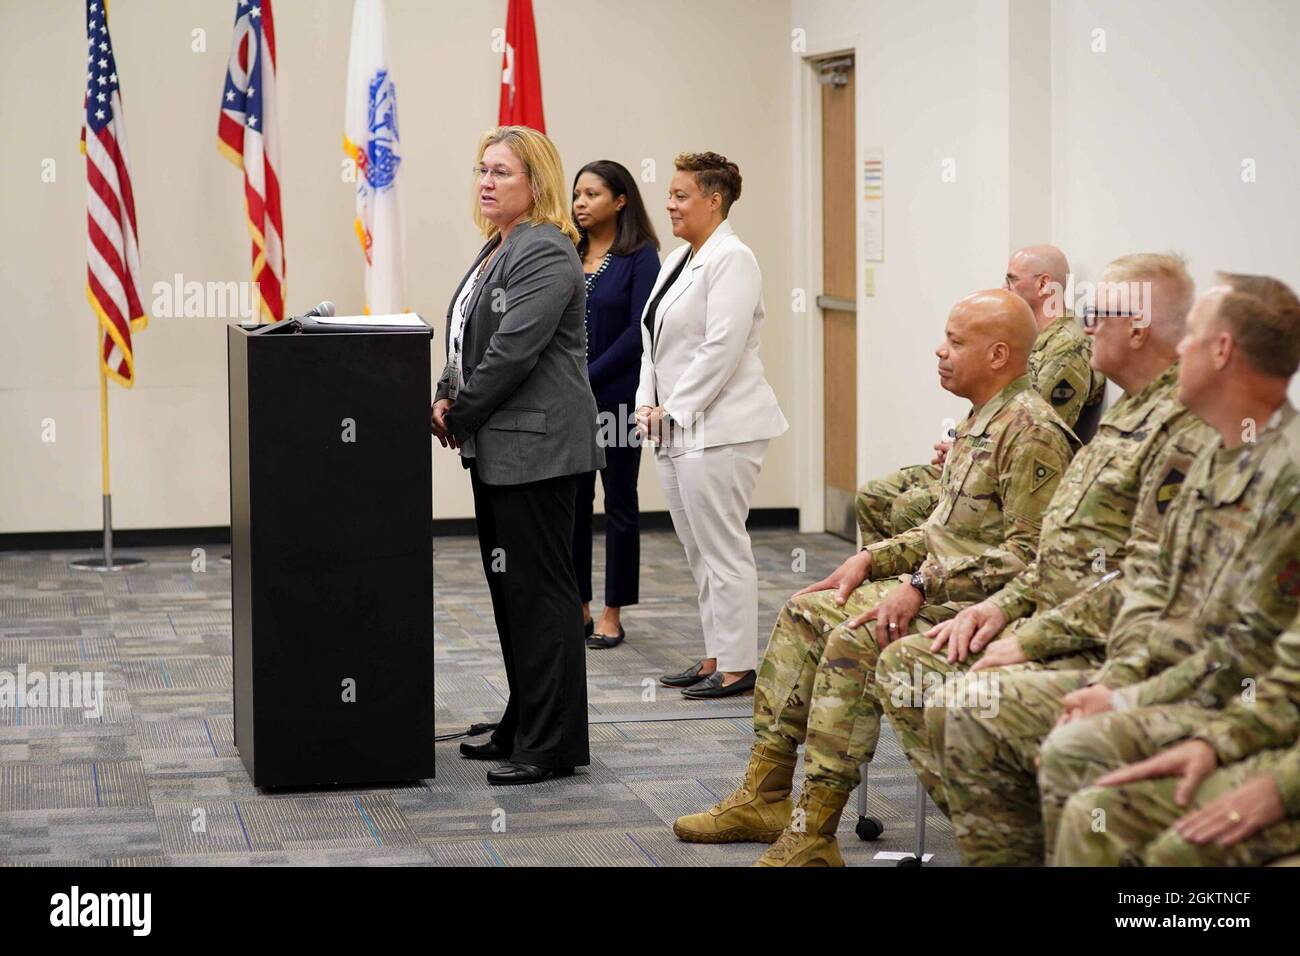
[69,556,149,572]
[69,493,147,571]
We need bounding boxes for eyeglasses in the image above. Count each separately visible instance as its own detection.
[1080,307,1144,330]
[473,165,521,182]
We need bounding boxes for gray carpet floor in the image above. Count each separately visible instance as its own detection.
[0,529,957,866]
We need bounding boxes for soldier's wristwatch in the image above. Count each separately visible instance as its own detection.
[909,570,926,597]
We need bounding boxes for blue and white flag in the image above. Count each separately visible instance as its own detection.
[344,0,405,314]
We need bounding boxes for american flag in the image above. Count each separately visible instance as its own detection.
[82,0,146,387]
[218,0,285,322]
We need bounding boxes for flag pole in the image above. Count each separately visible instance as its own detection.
[70,338,147,572]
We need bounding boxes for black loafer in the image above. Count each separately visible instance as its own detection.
[459,739,510,761]
[682,670,756,699]
[587,625,625,649]
[660,660,715,688]
[486,762,575,786]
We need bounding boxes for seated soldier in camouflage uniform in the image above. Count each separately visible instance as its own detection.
[940,275,1300,866]
[1032,280,1300,862]
[1056,610,1300,866]
[856,245,1105,543]
[672,289,1076,866]
[877,254,1202,815]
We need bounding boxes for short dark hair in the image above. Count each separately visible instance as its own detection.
[571,160,659,257]
[1213,273,1300,378]
[674,151,742,216]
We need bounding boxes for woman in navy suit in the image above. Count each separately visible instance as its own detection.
[570,160,660,649]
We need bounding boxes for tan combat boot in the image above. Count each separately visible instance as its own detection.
[673,744,796,843]
[752,785,849,867]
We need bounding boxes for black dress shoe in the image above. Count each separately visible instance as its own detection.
[681,670,756,699]
[486,762,575,786]
[459,739,510,760]
[660,660,715,688]
[586,625,625,649]
[584,619,595,638]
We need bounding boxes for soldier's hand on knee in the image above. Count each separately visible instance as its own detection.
[849,585,923,649]
[795,550,871,602]
[1096,739,1217,804]
[932,609,979,662]
[966,603,1009,655]
[970,633,1027,672]
[1054,684,1116,728]
[1175,773,1286,848]
[846,604,876,633]
[926,618,957,653]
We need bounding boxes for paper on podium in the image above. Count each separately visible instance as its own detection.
[315,314,428,328]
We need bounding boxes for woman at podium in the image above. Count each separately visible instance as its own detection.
[431,126,602,786]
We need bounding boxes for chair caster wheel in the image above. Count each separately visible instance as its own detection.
[855,816,884,841]
[896,856,923,867]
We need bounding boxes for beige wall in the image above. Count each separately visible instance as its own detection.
[0,0,794,532]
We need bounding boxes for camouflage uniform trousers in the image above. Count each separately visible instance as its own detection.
[1036,701,1211,864]
[753,579,957,794]
[876,632,1102,819]
[939,668,1098,864]
[1055,747,1300,866]
[855,464,941,544]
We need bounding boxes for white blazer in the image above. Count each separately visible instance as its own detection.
[635,220,789,457]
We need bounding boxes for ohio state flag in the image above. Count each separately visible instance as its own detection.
[498,0,545,131]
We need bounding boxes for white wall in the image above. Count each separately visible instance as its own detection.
[1050,0,1300,404]
[0,0,794,533]
[789,0,1042,528]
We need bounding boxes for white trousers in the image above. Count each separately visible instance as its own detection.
[654,438,769,672]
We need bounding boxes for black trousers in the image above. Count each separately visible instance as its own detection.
[469,462,590,769]
[572,434,642,608]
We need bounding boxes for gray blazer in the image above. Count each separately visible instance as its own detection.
[436,221,604,485]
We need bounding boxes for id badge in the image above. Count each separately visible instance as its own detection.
[448,360,460,401]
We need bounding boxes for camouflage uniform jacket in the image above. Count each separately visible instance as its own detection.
[987,364,1193,627]
[1096,402,1300,709]
[1028,314,1106,428]
[1004,411,1214,660]
[867,375,1076,606]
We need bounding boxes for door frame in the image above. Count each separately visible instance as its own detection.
[793,37,859,534]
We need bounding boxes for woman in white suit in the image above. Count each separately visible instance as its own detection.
[635,152,788,700]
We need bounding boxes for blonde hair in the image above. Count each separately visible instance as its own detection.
[1103,252,1196,348]
[472,126,580,245]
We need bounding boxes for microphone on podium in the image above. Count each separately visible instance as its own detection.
[251,300,336,334]
[301,300,336,319]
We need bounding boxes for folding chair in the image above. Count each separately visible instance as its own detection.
[855,762,928,866]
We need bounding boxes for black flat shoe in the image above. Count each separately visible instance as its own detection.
[584,619,595,638]
[660,660,716,688]
[681,671,756,699]
[459,739,510,761]
[587,625,625,649]
[486,762,575,786]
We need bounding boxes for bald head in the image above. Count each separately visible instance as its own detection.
[938,289,1038,403]
[1006,244,1071,327]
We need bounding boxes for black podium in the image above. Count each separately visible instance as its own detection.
[227,318,436,788]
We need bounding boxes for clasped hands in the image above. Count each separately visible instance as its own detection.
[430,398,459,449]
[634,404,672,446]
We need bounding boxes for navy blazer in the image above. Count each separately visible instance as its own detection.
[584,243,660,408]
